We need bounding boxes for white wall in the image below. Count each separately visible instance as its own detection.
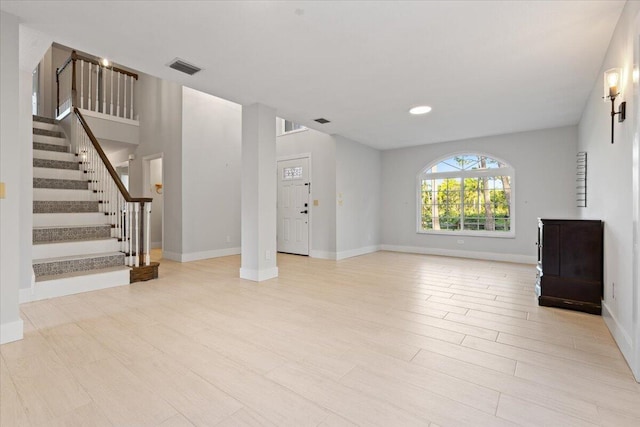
[0,11,24,344]
[180,86,242,261]
[577,1,640,379]
[381,126,578,263]
[276,123,337,258]
[129,73,183,257]
[336,136,381,259]
[149,158,163,248]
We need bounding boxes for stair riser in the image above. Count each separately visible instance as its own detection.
[34,167,83,180]
[33,150,76,162]
[33,225,112,243]
[33,188,95,201]
[33,142,69,153]
[34,178,88,190]
[33,254,125,277]
[33,239,121,258]
[33,128,63,138]
[34,200,99,213]
[33,213,108,226]
[33,134,67,146]
[33,158,79,170]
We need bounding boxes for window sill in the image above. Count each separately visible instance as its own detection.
[417,230,515,239]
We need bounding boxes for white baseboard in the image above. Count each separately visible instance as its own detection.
[602,300,635,376]
[0,319,24,344]
[309,250,337,260]
[379,244,536,264]
[19,268,130,303]
[164,247,241,263]
[239,266,279,282]
[151,241,162,249]
[336,245,380,260]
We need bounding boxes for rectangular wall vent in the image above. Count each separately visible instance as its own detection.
[168,58,202,76]
[314,118,330,124]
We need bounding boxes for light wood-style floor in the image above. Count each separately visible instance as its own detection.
[2,251,639,426]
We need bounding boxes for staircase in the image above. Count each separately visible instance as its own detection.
[27,115,130,302]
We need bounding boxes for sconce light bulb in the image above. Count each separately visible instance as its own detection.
[101,58,110,67]
[607,72,619,88]
[633,68,639,84]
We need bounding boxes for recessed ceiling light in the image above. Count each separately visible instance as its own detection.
[409,106,432,115]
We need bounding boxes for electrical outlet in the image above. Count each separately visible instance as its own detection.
[226,235,231,243]
[265,250,271,260]
[457,239,464,244]
[612,282,615,299]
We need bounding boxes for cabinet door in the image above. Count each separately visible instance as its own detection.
[559,222,602,280]
[542,224,560,276]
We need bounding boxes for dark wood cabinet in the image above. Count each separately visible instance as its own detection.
[536,219,603,314]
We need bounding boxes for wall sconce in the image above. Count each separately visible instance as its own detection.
[603,68,626,144]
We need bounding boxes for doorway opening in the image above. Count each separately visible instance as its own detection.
[143,154,164,261]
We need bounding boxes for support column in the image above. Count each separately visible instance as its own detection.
[0,11,24,344]
[240,103,278,281]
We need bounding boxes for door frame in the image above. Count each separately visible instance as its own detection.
[277,153,312,256]
[632,14,640,382]
[142,153,164,252]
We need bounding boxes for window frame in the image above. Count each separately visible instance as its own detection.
[281,119,308,135]
[415,152,516,238]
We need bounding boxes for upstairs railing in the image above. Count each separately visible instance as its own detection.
[72,107,151,267]
[57,51,138,120]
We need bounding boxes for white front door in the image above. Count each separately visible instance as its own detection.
[277,157,310,255]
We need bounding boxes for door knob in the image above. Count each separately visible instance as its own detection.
[300,210,308,214]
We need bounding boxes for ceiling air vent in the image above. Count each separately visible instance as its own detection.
[314,118,330,124]
[168,58,202,76]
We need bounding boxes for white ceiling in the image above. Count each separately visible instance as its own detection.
[1,1,625,150]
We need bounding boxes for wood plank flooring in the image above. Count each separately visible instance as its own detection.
[2,251,639,426]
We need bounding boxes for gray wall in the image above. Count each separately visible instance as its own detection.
[577,1,640,379]
[336,136,381,258]
[381,126,578,263]
[129,73,183,257]
[180,86,242,260]
[276,123,337,257]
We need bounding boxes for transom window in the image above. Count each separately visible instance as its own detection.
[418,153,514,236]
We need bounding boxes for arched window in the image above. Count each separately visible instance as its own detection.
[417,153,514,236]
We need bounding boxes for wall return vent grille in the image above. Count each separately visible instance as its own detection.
[168,58,202,76]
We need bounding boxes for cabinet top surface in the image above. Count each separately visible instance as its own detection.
[538,218,603,224]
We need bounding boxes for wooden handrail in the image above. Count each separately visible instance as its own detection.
[73,107,151,203]
[74,51,139,79]
[57,51,139,80]
[56,55,74,77]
